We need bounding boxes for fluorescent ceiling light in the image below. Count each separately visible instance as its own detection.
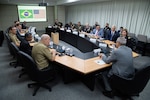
[67,0,80,3]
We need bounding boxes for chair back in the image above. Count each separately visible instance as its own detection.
[10,42,22,67]
[110,65,150,96]
[18,51,54,82]
[137,34,147,43]
[10,42,20,57]
[127,37,138,51]
[5,33,14,55]
[18,51,39,80]
[128,33,135,38]
[0,31,4,46]
[136,35,147,55]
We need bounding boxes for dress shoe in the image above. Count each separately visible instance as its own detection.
[103,91,114,98]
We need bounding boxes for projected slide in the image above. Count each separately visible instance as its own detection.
[18,6,47,22]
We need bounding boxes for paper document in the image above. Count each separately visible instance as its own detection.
[95,59,106,65]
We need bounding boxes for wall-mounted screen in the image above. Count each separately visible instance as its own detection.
[18,6,47,22]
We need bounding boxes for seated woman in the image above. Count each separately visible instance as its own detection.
[121,29,137,51]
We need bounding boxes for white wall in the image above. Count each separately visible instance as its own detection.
[66,0,150,37]
[57,6,66,26]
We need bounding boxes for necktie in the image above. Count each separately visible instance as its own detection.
[110,32,114,40]
[95,30,98,36]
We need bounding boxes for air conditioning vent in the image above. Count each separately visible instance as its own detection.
[39,2,48,6]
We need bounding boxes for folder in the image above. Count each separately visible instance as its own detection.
[51,32,59,45]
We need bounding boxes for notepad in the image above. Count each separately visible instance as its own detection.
[90,38,96,43]
[95,59,106,65]
[66,30,71,32]
[60,28,64,31]
[73,31,78,35]
[79,33,85,38]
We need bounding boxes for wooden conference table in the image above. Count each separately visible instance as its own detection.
[31,28,138,91]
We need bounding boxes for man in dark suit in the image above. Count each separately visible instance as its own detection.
[83,23,92,33]
[118,26,123,35]
[20,33,32,56]
[99,37,135,98]
[21,21,28,29]
[108,25,120,42]
[104,23,111,31]
[103,23,111,39]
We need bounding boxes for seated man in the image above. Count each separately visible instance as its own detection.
[103,23,111,31]
[92,21,99,29]
[118,26,123,35]
[91,25,104,38]
[99,37,135,98]
[83,23,92,33]
[20,33,32,56]
[21,21,28,29]
[64,23,71,30]
[9,26,20,47]
[15,23,25,42]
[75,21,83,32]
[107,25,120,42]
[32,34,56,70]
[103,23,111,39]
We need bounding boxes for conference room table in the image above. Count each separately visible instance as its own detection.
[31,28,139,91]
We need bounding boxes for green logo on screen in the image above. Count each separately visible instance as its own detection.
[19,10,33,18]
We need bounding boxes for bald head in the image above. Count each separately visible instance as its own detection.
[40,34,50,46]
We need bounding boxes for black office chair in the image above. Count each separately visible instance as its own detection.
[18,51,55,96]
[5,33,14,56]
[145,38,150,56]
[0,30,4,46]
[110,64,150,99]
[126,36,138,52]
[128,33,136,38]
[136,34,147,55]
[10,42,22,68]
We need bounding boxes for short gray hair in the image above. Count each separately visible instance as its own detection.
[116,37,127,45]
[41,34,50,40]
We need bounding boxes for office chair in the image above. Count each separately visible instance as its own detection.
[10,42,22,68]
[128,33,136,38]
[126,36,138,52]
[5,33,18,66]
[18,51,55,96]
[0,30,4,46]
[136,34,147,55]
[110,63,150,99]
[145,38,150,56]
[5,33,14,56]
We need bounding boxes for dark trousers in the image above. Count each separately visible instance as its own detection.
[101,70,112,91]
